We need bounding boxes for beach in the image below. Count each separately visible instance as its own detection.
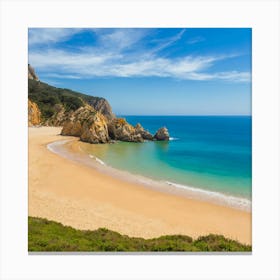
[28,126,252,244]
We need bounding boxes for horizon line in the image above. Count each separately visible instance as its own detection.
[117,114,252,117]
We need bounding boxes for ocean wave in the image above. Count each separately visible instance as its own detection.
[47,140,71,154]
[89,154,106,165]
[169,137,179,141]
[165,181,251,211]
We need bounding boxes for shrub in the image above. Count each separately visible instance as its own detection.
[28,79,102,120]
[28,217,252,252]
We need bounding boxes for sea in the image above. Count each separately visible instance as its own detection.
[53,116,252,211]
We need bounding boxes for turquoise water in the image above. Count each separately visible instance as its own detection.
[81,116,252,200]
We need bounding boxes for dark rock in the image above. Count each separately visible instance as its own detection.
[154,127,169,141]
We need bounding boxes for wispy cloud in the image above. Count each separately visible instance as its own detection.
[95,28,149,51]
[28,28,250,83]
[187,36,205,44]
[28,28,81,45]
[151,29,186,53]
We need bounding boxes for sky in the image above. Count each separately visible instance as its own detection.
[28,28,252,115]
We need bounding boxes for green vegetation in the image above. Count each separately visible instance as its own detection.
[28,79,103,120]
[28,217,251,252]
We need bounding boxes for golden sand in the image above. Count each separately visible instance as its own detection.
[28,126,251,244]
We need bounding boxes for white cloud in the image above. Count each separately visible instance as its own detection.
[28,28,250,83]
[28,28,81,45]
[29,48,250,82]
[182,71,251,82]
[151,29,186,53]
[96,28,149,51]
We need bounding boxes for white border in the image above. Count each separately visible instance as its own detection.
[0,0,279,279]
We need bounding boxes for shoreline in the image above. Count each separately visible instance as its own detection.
[48,139,251,212]
[29,126,252,244]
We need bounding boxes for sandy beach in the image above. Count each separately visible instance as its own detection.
[28,126,251,244]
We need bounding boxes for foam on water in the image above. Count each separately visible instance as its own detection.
[165,181,251,211]
[89,154,106,165]
[47,140,70,154]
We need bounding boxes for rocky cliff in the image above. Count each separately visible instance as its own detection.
[61,105,109,143]
[28,65,169,143]
[87,98,115,121]
[28,99,41,126]
[28,64,39,81]
[28,64,115,124]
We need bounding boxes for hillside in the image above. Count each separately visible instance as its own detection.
[27,65,169,143]
[28,78,115,122]
[28,217,251,252]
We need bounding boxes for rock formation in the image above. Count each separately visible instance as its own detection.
[59,107,170,144]
[28,99,41,126]
[28,64,39,81]
[61,106,109,143]
[134,123,153,140]
[28,65,169,144]
[87,98,115,121]
[108,118,143,142]
[154,127,170,141]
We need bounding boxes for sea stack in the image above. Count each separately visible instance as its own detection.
[134,123,153,141]
[154,127,170,141]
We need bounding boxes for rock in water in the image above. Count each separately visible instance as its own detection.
[154,127,169,141]
[108,118,144,142]
[135,123,153,140]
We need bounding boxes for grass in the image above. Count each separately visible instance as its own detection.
[28,217,251,252]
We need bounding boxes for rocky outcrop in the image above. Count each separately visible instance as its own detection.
[28,99,41,126]
[43,99,114,127]
[154,127,169,141]
[61,110,170,144]
[108,118,143,142]
[28,64,39,81]
[44,104,68,126]
[87,98,115,121]
[134,123,153,140]
[27,65,169,144]
[61,106,109,143]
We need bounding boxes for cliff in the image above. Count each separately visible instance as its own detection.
[28,64,39,81]
[28,65,115,124]
[87,98,115,121]
[28,65,169,143]
[28,99,41,126]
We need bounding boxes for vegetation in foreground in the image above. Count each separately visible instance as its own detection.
[28,217,251,252]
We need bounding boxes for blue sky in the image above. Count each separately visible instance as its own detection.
[28,28,251,115]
